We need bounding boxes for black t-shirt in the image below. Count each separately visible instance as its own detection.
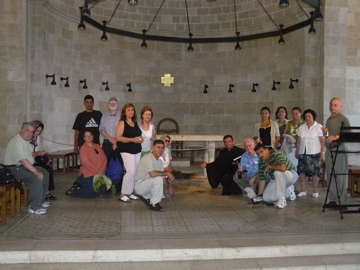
[73,110,103,147]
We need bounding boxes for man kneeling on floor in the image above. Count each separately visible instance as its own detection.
[254,143,297,209]
[135,140,175,211]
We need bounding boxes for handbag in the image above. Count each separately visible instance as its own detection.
[35,154,49,166]
[0,164,15,184]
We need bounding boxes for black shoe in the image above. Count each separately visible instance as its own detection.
[139,196,151,208]
[149,203,165,212]
[326,201,338,208]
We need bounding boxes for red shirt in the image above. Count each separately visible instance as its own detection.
[79,143,107,177]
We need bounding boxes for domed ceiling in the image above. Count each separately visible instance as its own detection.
[49,0,321,43]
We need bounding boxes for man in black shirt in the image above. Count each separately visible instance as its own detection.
[73,95,102,153]
[201,135,245,196]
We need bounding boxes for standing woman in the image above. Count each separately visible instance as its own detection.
[295,109,325,198]
[275,106,289,150]
[138,106,157,157]
[116,103,143,202]
[253,107,280,149]
[29,120,55,201]
[284,107,303,166]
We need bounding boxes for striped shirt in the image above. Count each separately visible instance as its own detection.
[258,149,295,180]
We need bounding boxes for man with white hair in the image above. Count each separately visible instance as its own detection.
[4,122,50,215]
[99,97,120,159]
[235,138,259,199]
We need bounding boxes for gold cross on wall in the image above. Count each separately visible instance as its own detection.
[161,74,174,87]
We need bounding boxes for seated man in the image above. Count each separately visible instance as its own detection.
[235,138,259,199]
[254,143,297,209]
[134,140,175,211]
[4,122,50,215]
[201,135,245,196]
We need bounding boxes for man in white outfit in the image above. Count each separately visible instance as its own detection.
[135,140,175,211]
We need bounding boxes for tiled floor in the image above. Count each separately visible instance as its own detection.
[1,164,360,268]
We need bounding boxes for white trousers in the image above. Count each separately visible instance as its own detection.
[120,152,141,195]
[263,170,298,202]
[134,176,163,205]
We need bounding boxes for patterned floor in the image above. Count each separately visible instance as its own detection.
[1,164,360,242]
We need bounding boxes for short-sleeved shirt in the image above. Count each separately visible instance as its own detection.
[99,110,120,138]
[4,134,34,165]
[258,149,295,180]
[297,121,324,155]
[135,153,163,183]
[325,112,350,148]
[238,151,259,178]
[73,110,103,147]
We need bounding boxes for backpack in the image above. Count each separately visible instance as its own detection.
[105,150,124,185]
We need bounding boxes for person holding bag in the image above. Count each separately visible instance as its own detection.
[29,120,56,201]
[65,130,108,198]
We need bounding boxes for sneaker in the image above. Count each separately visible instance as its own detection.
[42,202,50,208]
[149,203,165,212]
[312,192,319,198]
[28,208,47,215]
[276,198,287,209]
[298,191,307,197]
[245,187,257,199]
[287,185,296,201]
[252,196,263,204]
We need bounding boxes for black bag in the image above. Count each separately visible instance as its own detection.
[0,164,15,184]
[35,154,49,166]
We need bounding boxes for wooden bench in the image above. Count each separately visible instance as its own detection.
[47,150,76,175]
[0,182,16,220]
[348,165,360,198]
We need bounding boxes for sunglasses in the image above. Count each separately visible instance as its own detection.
[164,140,170,142]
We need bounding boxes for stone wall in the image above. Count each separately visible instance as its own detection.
[2,0,360,164]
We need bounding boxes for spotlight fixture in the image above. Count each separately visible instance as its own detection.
[314,7,323,21]
[272,80,280,91]
[233,1,241,51]
[102,81,110,91]
[101,21,108,41]
[46,74,56,86]
[279,0,289,6]
[228,83,234,93]
[60,77,70,88]
[308,12,316,34]
[252,83,259,93]
[128,0,138,6]
[278,24,285,45]
[289,78,298,89]
[78,7,86,30]
[203,84,208,94]
[235,32,241,51]
[187,33,194,52]
[141,29,147,48]
[79,79,88,89]
[82,3,91,16]
[127,83,132,92]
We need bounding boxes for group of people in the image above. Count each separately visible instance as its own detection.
[3,95,350,214]
[202,97,350,210]
[69,95,175,211]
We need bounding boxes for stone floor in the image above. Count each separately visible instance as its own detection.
[1,164,360,269]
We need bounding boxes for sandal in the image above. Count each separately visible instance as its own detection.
[118,195,132,203]
[129,194,139,200]
[65,186,75,196]
[45,194,57,201]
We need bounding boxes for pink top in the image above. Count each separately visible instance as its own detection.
[79,143,107,177]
